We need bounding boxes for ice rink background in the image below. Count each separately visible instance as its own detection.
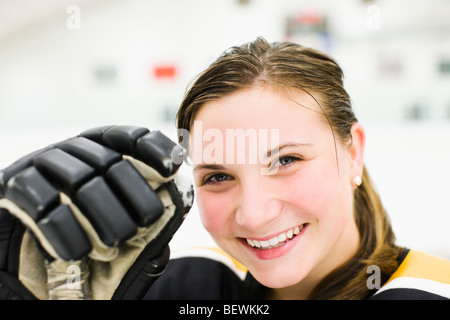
[0,0,449,259]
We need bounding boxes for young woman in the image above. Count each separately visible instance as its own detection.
[145,37,450,300]
[1,37,448,300]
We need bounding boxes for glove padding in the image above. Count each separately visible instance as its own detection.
[0,125,193,299]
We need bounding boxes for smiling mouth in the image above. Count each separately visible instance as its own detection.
[244,224,307,250]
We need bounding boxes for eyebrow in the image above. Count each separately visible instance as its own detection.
[193,164,227,172]
[265,142,313,158]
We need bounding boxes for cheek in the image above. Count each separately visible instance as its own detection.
[196,189,233,237]
[285,168,329,208]
[284,162,352,222]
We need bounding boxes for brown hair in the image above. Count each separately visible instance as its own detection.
[176,37,403,299]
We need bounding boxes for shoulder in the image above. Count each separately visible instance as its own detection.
[143,247,261,300]
[371,249,450,300]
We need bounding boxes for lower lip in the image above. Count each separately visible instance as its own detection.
[241,224,308,260]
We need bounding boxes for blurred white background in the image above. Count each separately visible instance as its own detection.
[0,0,449,258]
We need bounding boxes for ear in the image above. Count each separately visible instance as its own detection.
[348,122,366,181]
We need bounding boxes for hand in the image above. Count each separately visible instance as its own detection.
[0,125,193,299]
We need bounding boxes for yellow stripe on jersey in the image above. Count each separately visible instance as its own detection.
[386,250,450,285]
[372,250,450,299]
[201,246,248,274]
[170,246,248,280]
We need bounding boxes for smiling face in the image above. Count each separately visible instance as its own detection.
[190,85,364,297]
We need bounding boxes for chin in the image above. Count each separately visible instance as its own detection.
[248,263,309,289]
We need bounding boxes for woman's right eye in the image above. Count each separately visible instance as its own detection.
[203,173,231,185]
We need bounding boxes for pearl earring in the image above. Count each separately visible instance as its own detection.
[354,176,362,187]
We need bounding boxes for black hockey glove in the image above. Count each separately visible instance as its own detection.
[0,125,193,299]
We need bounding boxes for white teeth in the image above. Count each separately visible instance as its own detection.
[269,236,279,246]
[260,240,270,247]
[245,224,306,250]
[286,229,293,239]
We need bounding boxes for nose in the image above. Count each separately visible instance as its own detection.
[234,177,281,230]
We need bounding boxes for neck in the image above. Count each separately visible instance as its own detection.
[265,277,319,300]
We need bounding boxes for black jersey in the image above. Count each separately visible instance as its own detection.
[143,247,450,300]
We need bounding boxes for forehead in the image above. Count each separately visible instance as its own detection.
[192,85,328,137]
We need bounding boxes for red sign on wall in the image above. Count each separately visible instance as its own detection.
[153,64,177,79]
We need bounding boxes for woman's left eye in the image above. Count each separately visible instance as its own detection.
[279,156,296,166]
[271,155,302,170]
